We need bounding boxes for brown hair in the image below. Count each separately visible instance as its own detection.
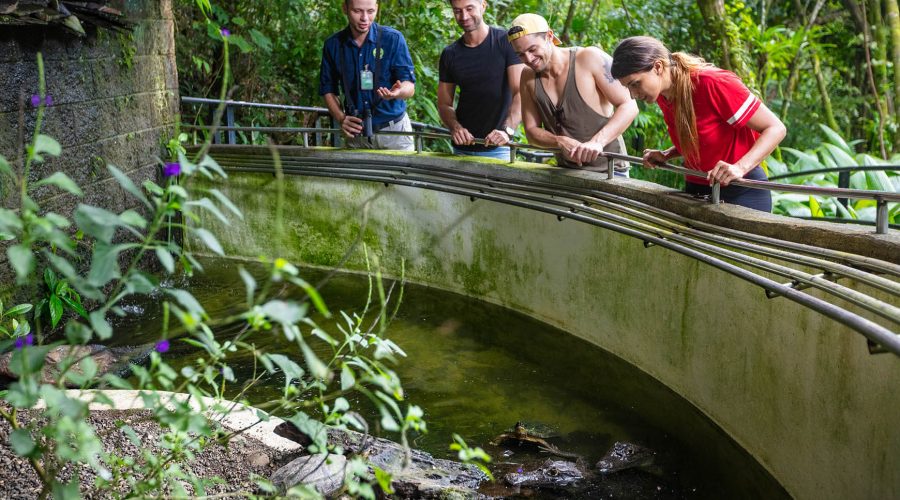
[611,36,712,165]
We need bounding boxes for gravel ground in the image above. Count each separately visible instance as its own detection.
[0,409,296,499]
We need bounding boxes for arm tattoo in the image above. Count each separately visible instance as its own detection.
[603,60,615,83]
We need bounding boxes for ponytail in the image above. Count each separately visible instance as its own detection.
[612,37,712,167]
[669,52,712,166]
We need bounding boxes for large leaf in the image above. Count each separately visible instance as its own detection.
[208,188,243,219]
[0,208,23,232]
[107,164,151,209]
[198,155,228,179]
[74,205,121,244]
[865,171,894,192]
[31,134,61,162]
[261,300,306,325]
[239,266,256,305]
[165,288,207,317]
[9,429,37,457]
[155,247,175,274]
[34,172,83,196]
[87,243,125,287]
[89,310,112,340]
[194,228,224,255]
[118,210,147,229]
[49,295,63,328]
[821,143,856,169]
[186,198,229,225]
[818,124,851,154]
[0,155,12,177]
[7,244,34,281]
[266,353,305,386]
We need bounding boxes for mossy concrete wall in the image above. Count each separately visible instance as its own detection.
[193,148,899,500]
[0,1,178,287]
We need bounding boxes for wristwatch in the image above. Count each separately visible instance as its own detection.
[504,126,516,137]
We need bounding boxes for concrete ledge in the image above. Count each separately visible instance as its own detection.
[190,147,900,500]
[208,146,900,264]
[37,389,301,453]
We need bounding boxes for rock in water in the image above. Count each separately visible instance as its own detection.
[270,453,346,496]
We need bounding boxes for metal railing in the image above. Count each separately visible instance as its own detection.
[180,97,899,234]
[198,147,900,356]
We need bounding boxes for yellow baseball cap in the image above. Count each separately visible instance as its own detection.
[507,13,561,45]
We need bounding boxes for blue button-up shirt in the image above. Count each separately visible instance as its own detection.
[319,22,416,127]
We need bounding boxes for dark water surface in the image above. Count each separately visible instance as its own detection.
[111,259,788,499]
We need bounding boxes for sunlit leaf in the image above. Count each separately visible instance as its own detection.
[267,353,305,386]
[818,124,851,154]
[34,172,83,196]
[194,228,224,255]
[108,164,152,209]
[208,188,243,219]
[8,244,34,281]
[32,134,61,161]
[156,248,175,273]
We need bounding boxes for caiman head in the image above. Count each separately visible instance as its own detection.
[504,459,584,488]
[595,441,656,474]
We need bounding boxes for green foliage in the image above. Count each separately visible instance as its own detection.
[770,125,899,223]
[34,269,88,330]
[0,301,33,339]
[0,45,427,498]
[450,433,494,481]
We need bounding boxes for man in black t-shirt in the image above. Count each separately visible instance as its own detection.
[438,0,524,160]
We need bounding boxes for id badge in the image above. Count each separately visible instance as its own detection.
[360,66,374,90]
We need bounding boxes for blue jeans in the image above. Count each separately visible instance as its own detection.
[453,146,511,161]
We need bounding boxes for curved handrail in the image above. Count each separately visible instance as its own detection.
[199,146,900,356]
[180,96,899,234]
[768,165,900,180]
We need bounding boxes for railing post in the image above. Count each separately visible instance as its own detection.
[302,131,309,148]
[509,145,516,163]
[876,198,888,234]
[838,170,850,208]
[711,182,721,204]
[416,132,423,154]
[226,104,236,145]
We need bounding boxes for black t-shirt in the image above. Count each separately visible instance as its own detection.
[439,26,521,151]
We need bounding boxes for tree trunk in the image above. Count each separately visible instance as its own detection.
[870,0,890,103]
[886,0,900,115]
[780,0,826,118]
[810,49,839,132]
[559,0,578,45]
[696,0,733,71]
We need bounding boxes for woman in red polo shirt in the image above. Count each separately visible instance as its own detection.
[610,36,786,211]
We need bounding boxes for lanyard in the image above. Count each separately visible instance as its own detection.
[338,25,383,114]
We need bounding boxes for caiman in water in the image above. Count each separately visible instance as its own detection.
[595,441,656,474]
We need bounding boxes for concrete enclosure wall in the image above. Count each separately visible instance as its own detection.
[192,149,899,500]
[0,0,178,284]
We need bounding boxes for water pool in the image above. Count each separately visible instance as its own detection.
[110,259,787,499]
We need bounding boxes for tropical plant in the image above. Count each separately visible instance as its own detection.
[769,125,899,223]
[0,47,437,499]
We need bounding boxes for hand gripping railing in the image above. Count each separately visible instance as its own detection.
[180,97,899,234]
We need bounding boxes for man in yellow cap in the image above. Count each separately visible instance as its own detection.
[507,14,638,174]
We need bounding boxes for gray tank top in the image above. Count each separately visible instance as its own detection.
[534,48,628,173]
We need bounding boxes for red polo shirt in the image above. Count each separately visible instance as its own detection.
[657,67,761,185]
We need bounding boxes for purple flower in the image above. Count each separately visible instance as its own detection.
[44,95,53,107]
[30,94,41,108]
[163,162,181,177]
[14,334,34,350]
[155,339,170,353]
[220,27,230,38]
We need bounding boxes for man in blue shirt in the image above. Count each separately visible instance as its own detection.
[320,0,416,151]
